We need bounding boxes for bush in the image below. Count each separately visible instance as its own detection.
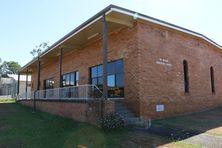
[100,112,126,130]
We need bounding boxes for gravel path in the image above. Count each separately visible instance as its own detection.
[184,133,222,148]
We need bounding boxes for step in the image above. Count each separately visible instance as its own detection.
[116,108,131,113]
[118,112,135,118]
[116,107,128,111]
[115,100,124,104]
[115,104,125,108]
[129,121,150,129]
[125,117,141,124]
[114,100,151,129]
[115,101,125,106]
[116,108,130,113]
[117,109,136,117]
[126,118,151,129]
[115,104,127,109]
[118,111,135,116]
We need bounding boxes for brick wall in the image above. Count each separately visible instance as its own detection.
[29,20,222,120]
[18,100,115,124]
[31,23,141,115]
[138,21,222,119]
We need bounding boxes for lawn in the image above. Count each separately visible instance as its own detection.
[0,102,168,148]
[0,98,16,103]
[1,101,222,148]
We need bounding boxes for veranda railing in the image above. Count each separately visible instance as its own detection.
[17,84,103,101]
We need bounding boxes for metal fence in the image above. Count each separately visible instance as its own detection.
[17,85,103,101]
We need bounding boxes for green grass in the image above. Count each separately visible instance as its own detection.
[0,103,167,148]
[0,98,16,103]
[1,102,222,148]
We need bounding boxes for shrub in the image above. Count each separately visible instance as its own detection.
[99,112,126,130]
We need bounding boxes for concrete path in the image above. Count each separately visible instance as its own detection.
[184,133,222,148]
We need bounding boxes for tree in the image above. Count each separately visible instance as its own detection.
[0,59,5,77]
[5,61,21,74]
[0,58,3,77]
[0,61,21,76]
[30,42,49,58]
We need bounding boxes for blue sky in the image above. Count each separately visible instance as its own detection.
[0,0,221,66]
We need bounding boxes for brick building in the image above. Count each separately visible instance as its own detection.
[18,5,222,123]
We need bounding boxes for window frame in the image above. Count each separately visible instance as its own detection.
[89,59,124,98]
[44,78,54,90]
[210,66,215,94]
[62,71,79,87]
[183,60,189,93]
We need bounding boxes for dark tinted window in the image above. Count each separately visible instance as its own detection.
[108,62,115,75]
[116,73,124,87]
[65,74,70,85]
[92,78,97,85]
[45,79,54,89]
[98,65,103,77]
[116,60,124,73]
[75,71,79,85]
[210,67,215,94]
[62,75,66,86]
[70,73,74,85]
[62,71,79,87]
[108,75,115,87]
[90,59,124,98]
[183,60,189,93]
[98,77,103,85]
[91,67,97,78]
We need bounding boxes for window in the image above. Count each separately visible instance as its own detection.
[108,75,115,87]
[90,59,124,98]
[61,71,79,98]
[210,67,215,94]
[183,60,189,93]
[62,71,79,87]
[44,78,54,89]
[44,78,55,98]
[91,65,103,89]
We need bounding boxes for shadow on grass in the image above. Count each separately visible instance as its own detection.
[144,107,222,147]
[0,102,222,147]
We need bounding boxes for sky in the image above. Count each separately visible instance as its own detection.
[0,0,221,66]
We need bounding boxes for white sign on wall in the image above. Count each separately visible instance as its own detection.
[156,104,164,112]
[156,58,172,67]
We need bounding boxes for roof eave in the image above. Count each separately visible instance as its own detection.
[19,4,114,73]
[20,4,222,73]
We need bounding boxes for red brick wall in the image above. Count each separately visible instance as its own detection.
[138,21,222,119]
[18,100,115,124]
[31,59,60,91]
[31,23,141,115]
[30,20,222,120]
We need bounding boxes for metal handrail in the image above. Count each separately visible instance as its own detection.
[20,84,103,100]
